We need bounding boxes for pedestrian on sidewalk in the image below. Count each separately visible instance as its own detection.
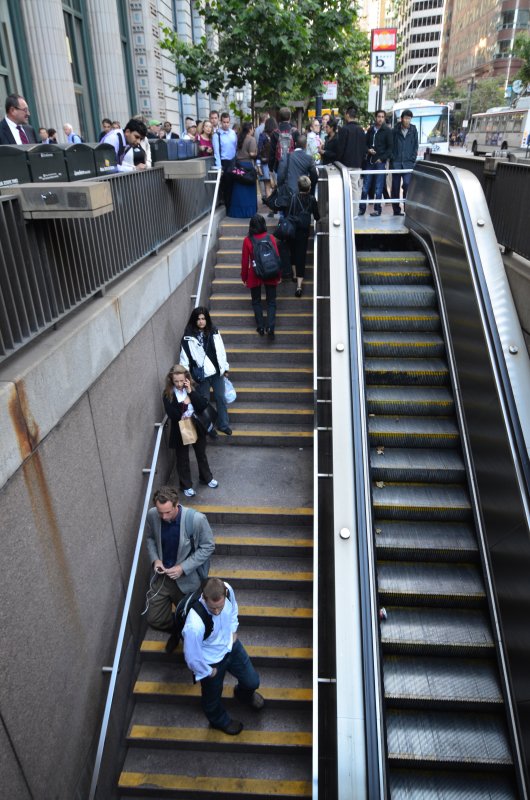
[180,307,232,437]
[162,364,219,497]
[289,175,320,297]
[241,214,281,340]
[143,485,215,653]
[183,577,264,735]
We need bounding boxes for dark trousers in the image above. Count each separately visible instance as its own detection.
[290,227,310,278]
[200,638,260,728]
[174,432,212,489]
[250,284,277,331]
[221,158,235,209]
[391,170,412,214]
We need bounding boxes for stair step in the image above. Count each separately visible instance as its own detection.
[229,347,312,365]
[210,295,313,310]
[134,681,312,706]
[222,329,312,345]
[128,724,312,752]
[359,264,432,285]
[357,251,427,266]
[380,606,494,656]
[363,332,444,358]
[141,640,313,666]
[368,416,459,448]
[362,307,440,332]
[214,530,313,556]
[370,448,465,482]
[377,561,485,606]
[119,768,311,798]
[210,425,313,447]
[389,771,517,799]
[213,311,312,329]
[383,655,502,710]
[228,366,312,384]
[365,357,449,386]
[366,386,453,416]
[361,284,436,308]
[374,521,478,561]
[191,505,313,525]
[372,483,471,521]
[228,405,312,422]
[386,709,512,769]
[231,386,313,403]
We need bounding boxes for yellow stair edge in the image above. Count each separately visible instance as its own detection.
[216,534,313,547]
[230,431,313,438]
[220,569,313,581]
[129,724,312,747]
[215,311,312,317]
[236,386,312,393]
[229,408,312,416]
[119,772,311,795]
[192,504,313,515]
[228,367,312,373]
[134,681,313,702]
[228,348,312,354]
[222,328,313,334]
[141,642,313,659]
[238,604,313,618]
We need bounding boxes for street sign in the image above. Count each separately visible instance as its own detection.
[323,81,338,100]
[371,28,397,51]
[370,52,396,74]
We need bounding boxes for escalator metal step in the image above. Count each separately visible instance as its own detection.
[363,332,444,358]
[361,284,437,308]
[359,264,432,285]
[386,709,513,769]
[362,307,440,332]
[381,606,494,656]
[389,769,517,799]
[357,251,426,266]
[374,521,478,561]
[365,357,449,386]
[366,386,453,416]
[384,655,503,710]
[377,561,485,606]
[370,448,465,483]
[373,484,471,522]
[369,416,459,449]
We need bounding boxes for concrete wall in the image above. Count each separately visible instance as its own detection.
[0,209,222,800]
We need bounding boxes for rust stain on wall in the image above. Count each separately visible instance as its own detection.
[7,382,33,460]
[22,451,80,622]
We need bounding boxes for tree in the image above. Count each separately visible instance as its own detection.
[160,0,368,116]
[470,78,505,114]
[514,33,530,87]
[431,77,459,104]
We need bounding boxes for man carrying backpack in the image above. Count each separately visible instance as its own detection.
[183,577,264,735]
[269,106,299,175]
[143,485,215,652]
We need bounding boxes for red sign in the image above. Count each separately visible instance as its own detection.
[371,28,397,52]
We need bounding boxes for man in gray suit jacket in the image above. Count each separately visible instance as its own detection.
[0,93,37,145]
[276,134,318,195]
[144,485,215,650]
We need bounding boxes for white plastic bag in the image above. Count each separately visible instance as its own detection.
[224,376,237,404]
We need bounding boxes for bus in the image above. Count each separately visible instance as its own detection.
[467,101,530,155]
[392,100,451,157]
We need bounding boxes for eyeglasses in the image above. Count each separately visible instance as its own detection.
[15,106,29,112]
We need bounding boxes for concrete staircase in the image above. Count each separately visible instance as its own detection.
[117,215,315,798]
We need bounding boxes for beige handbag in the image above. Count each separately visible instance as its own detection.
[178,416,198,445]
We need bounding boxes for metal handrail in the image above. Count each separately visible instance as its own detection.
[88,420,166,800]
[88,169,222,800]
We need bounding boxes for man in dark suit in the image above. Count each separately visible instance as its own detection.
[0,94,37,145]
[276,134,318,195]
[335,105,367,218]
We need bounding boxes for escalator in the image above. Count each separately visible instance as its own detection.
[358,243,521,795]
[316,151,530,800]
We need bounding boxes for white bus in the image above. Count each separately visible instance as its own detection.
[467,101,530,155]
[392,100,451,157]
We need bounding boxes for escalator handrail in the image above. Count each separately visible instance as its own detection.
[334,161,386,799]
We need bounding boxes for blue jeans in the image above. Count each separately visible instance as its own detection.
[391,169,412,214]
[200,638,260,728]
[197,372,229,430]
[360,161,386,214]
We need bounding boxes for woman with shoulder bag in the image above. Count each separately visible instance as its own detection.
[180,307,232,436]
[289,175,320,297]
[163,364,218,498]
[229,122,258,218]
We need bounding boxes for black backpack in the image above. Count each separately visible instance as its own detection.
[251,234,281,279]
[172,586,231,648]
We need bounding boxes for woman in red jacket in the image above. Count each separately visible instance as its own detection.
[241,213,281,339]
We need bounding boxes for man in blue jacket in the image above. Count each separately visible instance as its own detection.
[391,109,418,216]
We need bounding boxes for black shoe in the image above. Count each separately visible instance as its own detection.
[295,287,303,298]
[208,429,218,439]
[267,211,275,218]
[370,210,381,217]
[266,328,275,339]
[165,632,179,653]
[213,719,243,735]
[219,427,232,435]
[358,209,366,216]
[257,327,265,335]
[234,687,265,710]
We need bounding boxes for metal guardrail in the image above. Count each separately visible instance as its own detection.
[0,162,216,363]
[88,168,222,800]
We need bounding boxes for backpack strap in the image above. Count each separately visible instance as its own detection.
[190,600,214,640]
[185,507,198,552]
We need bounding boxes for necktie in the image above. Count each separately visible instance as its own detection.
[17,126,29,144]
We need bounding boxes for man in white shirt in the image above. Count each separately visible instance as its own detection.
[0,93,37,144]
[183,577,264,735]
[118,118,148,172]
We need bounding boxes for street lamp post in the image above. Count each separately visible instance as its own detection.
[235,89,244,125]
[465,72,476,123]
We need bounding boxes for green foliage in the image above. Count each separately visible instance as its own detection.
[160,0,368,112]
[514,33,530,86]
[431,77,459,104]
[470,78,505,114]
